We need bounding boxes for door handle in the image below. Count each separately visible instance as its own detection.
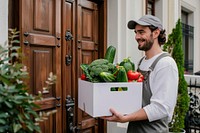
[66,95,75,133]
[65,30,73,41]
[66,95,81,132]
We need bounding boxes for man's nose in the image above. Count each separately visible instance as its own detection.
[135,33,141,40]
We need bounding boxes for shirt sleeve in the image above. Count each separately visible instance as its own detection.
[143,59,178,122]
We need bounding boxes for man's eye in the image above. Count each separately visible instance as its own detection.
[135,31,145,35]
[139,31,144,34]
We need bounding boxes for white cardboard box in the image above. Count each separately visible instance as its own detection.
[78,79,142,117]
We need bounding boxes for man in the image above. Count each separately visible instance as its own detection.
[102,15,178,133]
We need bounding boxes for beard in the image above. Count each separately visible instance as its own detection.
[137,34,154,51]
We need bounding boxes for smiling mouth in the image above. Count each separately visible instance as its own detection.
[137,39,145,44]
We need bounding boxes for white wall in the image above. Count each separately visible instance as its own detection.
[125,0,145,67]
[0,0,8,46]
[107,0,144,69]
[167,0,180,34]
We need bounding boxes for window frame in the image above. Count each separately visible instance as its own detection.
[146,0,155,15]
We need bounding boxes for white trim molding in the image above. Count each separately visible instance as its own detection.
[0,0,8,46]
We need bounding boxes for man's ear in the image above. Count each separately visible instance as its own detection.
[153,29,160,38]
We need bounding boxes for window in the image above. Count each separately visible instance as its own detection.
[146,0,155,15]
[182,11,194,74]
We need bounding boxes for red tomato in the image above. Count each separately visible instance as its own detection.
[81,74,86,80]
[139,74,144,80]
[128,79,133,82]
[127,70,140,80]
[137,77,143,82]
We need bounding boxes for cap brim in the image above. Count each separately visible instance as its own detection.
[127,20,136,29]
[127,20,151,29]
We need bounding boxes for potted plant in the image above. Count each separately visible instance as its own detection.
[163,19,189,132]
[0,29,56,133]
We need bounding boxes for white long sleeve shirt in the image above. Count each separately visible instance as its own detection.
[138,52,178,122]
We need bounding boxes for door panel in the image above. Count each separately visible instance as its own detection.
[20,0,62,132]
[33,0,53,32]
[32,47,53,97]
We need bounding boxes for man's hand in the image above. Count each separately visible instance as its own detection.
[101,108,128,123]
[101,108,148,123]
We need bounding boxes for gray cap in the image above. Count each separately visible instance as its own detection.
[127,15,163,30]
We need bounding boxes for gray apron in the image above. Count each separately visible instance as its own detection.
[127,53,170,133]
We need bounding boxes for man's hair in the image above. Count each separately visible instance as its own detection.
[149,25,166,45]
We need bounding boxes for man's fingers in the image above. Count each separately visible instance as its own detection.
[100,108,120,122]
[110,108,116,115]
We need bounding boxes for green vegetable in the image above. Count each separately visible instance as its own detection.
[99,72,116,82]
[104,45,116,63]
[116,66,128,82]
[114,66,128,91]
[89,59,109,67]
[80,64,93,81]
[119,57,135,72]
[81,59,117,82]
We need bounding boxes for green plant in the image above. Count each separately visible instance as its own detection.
[0,29,56,133]
[163,19,189,132]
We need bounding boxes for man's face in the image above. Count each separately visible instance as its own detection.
[134,25,154,51]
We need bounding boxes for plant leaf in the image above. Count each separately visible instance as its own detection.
[13,123,22,133]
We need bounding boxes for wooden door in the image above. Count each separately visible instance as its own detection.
[76,0,106,132]
[19,0,62,132]
[17,0,107,132]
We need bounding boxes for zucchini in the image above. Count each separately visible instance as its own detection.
[104,46,116,63]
